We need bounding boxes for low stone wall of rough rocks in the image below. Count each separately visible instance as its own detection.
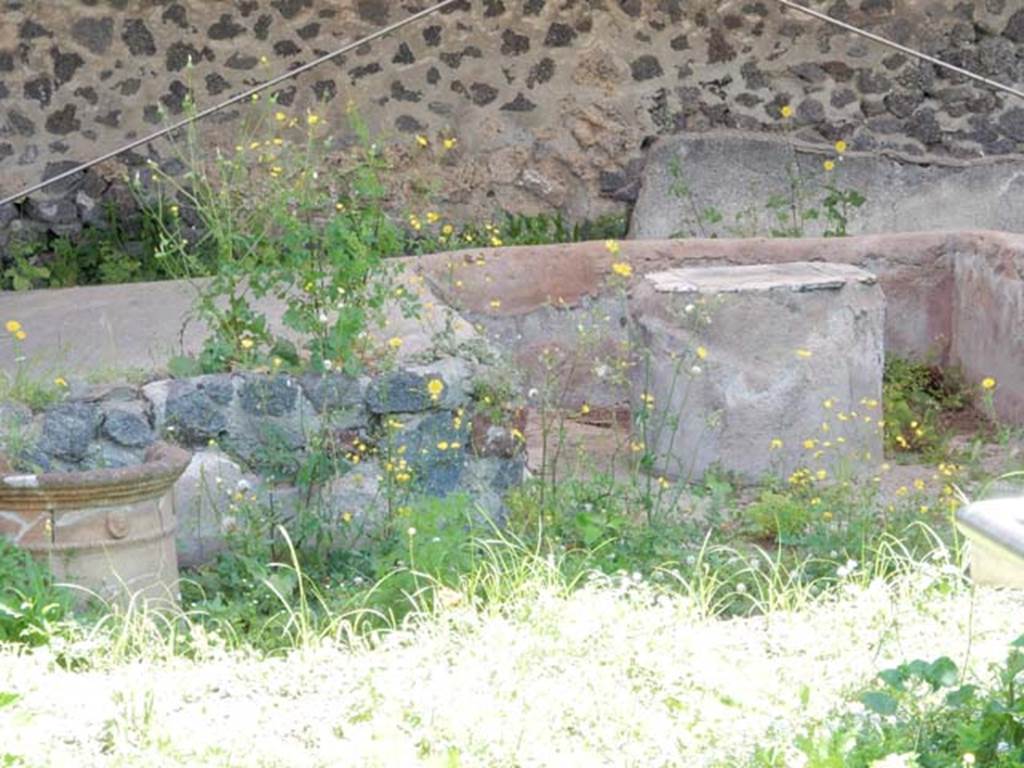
[0,358,526,567]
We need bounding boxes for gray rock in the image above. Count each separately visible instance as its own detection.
[195,374,236,405]
[102,408,154,448]
[299,373,369,430]
[395,410,470,496]
[368,358,473,414]
[173,449,248,568]
[163,383,227,445]
[80,383,138,403]
[631,132,1024,239]
[75,190,103,226]
[323,461,386,544]
[238,375,298,417]
[37,402,99,462]
[81,440,143,470]
[366,370,434,414]
[24,197,78,226]
[299,373,366,413]
[408,357,474,410]
[461,456,527,526]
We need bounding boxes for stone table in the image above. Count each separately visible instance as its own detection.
[628,261,884,484]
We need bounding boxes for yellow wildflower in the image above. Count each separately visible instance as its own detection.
[442,224,454,236]
[427,378,445,401]
[307,113,320,126]
[443,137,457,150]
[981,377,997,390]
[416,134,429,147]
[4,320,21,334]
[275,111,287,122]
[388,337,403,350]
[53,376,68,388]
[696,346,708,360]
[795,349,812,358]
[823,160,835,172]
[605,239,621,255]
[437,441,449,451]
[240,338,255,350]
[14,330,25,341]
[426,211,440,224]
[770,438,783,449]
[780,105,794,118]
[611,262,633,278]
[489,299,502,309]
[834,139,847,154]
[581,403,591,415]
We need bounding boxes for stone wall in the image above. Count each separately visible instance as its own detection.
[2,0,1024,251]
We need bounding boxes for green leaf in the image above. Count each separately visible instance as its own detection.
[944,684,977,707]
[0,692,19,709]
[925,657,959,689]
[860,691,898,716]
[878,668,907,690]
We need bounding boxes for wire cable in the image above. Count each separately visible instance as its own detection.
[0,0,460,208]
[777,0,1024,103]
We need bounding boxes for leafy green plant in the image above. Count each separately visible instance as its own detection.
[144,96,417,375]
[0,200,176,292]
[745,489,813,539]
[838,636,1024,766]
[0,537,68,645]
[822,183,866,238]
[884,357,967,458]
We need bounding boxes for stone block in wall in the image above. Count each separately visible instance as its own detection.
[631,132,1024,239]
[366,357,473,414]
[173,449,248,569]
[461,456,527,527]
[392,410,471,497]
[144,374,323,467]
[36,402,100,464]
[628,261,884,484]
[299,373,370,430]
